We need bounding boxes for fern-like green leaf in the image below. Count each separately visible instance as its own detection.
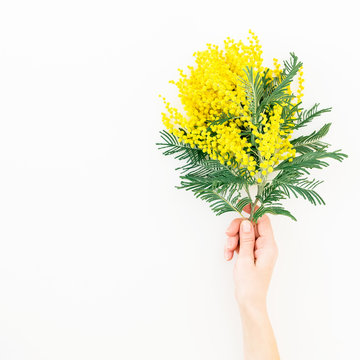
[294,103,331,130]
[253,205,297,222]
[276,150,347,173]
[207,112,240,128]
[291,123,331,154]
[260,53,302,112]
[276,183,325,205]
[239,67,268,121]
[157,130,207,170]
[180,176,251,216]
[179,171,244,193]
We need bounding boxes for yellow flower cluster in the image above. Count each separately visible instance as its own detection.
[297,66,304,103]
[161,31,304,182]
[255,105,297,180]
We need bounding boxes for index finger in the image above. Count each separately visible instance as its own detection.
[226,218,243,236]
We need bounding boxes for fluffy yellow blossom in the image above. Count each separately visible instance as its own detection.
[297,66,304,103]
[161,31,304,181]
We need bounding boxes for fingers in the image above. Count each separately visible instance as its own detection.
[224,235,239,261]
[237,220,255,262]
[226,218,243,237]
[254,215,278,267]
[224,213,274,263]
[224,218,242,261]
[256,214,274,241]
[254,237,278,267]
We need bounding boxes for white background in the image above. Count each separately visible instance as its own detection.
[0,0,359,359]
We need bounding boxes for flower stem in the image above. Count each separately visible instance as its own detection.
[249,199,258,222]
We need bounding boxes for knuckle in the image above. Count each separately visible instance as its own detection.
[227,236,237,248]
[240,236,255,244]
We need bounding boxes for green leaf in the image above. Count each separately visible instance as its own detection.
[253,205,297,222]
[182,159,253,184]
[179,171,243,194]
[275,150,347,173]
[257,185,286,205]
[291,123,331,154]
[157,130,207,169]
[259,173,325,206]
[181,177,251,216]
[239,67,269,121]
[276,182,325,205]
[259,53,302,112]
[207,112,239,129]
[294,104,331,130]
[282,101,302,121]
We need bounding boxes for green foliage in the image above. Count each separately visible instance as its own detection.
[157,130,253,216]
[207,112,239,128]
[293,103,332,130]
[240,54,302,126]
[259,53,302,112]
[181,182,252,216]
[291,123,331,154]
[273,178,325,206]
[157,130,207,171]
[258,172,324,209]
[253,205,297,222]
[240,67,271,122]
[157,124,346,220]
[275,150,347,174]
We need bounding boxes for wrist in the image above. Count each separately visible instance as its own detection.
[238,300,268,320]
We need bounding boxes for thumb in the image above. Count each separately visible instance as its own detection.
[238,220,255,261]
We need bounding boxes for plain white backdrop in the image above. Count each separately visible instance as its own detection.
[0,0,359,359]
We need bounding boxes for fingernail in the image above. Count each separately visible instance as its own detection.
[242,220,252,233]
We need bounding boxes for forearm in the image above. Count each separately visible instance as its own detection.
[239,304,280,360]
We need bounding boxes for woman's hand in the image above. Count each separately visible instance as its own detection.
[224,209,280,360]
[224,211,278,311]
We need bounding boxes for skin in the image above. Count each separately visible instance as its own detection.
[224,205,280,360]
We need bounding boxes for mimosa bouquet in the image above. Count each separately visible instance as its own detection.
[157,31,347,222]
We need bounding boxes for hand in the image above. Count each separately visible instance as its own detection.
[224,209,280,359]
[224,208,278,312]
